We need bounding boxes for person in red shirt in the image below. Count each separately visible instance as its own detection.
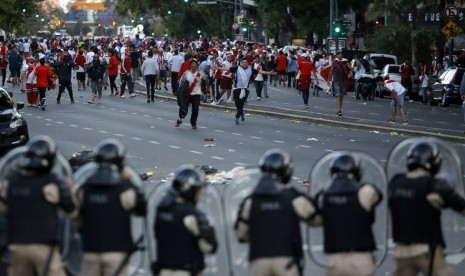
[275,50,288,85]
[296,53,318,108]
[178,54,193,81]
[119,51,135,97]
[0,56,8,87]
[74,50,87,91]
[400,60,413,101]
[34,58,54,110]
[107,49,119,96]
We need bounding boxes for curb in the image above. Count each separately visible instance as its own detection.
[135,89,465,144]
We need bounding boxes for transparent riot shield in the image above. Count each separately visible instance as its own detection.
[0,146,76,275]
[142,181,229,276]
[222,168,263,276]
[306,151,388,267]
[386,137,465,254]
[73,162,145,276]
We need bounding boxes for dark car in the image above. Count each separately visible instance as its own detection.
[430,67,465,107]
[0,88,29,155]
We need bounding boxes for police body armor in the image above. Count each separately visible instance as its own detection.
[142,181,228,276]
[73,162,144,275]
[321,176,377,253]
[0,144,74,275]
[389,174,444,247]
[307,151,388,267]
[153,197,205,274]
[386,137,465,254]
[247,174,303,262]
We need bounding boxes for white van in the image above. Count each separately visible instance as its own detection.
[369,53,398,75]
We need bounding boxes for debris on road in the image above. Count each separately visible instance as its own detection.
[204,137,215,142]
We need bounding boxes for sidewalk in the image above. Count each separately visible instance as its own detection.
[134,81,465,143]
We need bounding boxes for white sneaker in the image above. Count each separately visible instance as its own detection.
[409,99,414,103]
[130,94,136,98]
[120,95,125,98]
[257,97,261,100]
[210,101,218,105]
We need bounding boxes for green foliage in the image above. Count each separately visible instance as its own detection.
[0,0,41,31]
[365,22,435,64]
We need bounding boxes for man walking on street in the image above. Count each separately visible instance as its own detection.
[87,54,106,104]
[52,54,77,104]
[170,50,184,95]
[328,51,352,116]
[141,50,158,103]
[176,59,210,129]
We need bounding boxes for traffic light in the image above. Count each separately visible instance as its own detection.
[197,29,201,34]
[98,23,101,27]
[139,17,144,21]
[242,26,247,32]
[375,17,384,28]
[167,10,172,15]
[333,20,342,37]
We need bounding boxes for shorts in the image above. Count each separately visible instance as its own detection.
[277,70,286,76]
[76,72,86,81]
[159,70,167,78]
[220,77,233,90]
[10,69,20,78]
[333,82,346,98]
[391,91,406,108]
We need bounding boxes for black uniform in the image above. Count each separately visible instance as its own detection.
[153,194,217,275]
[321,176,379,254]
[389,174,465,248]
[52,59,77,103]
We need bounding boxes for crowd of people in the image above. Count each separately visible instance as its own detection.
[0,134,463,276]
[0,34,462,124]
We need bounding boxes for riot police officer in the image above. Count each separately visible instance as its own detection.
[388,141,465,276]
[314,153,382,276]
[74,139,146,276]
[153,164,217,276]
[0,135,75,276]
[235,149,318,276]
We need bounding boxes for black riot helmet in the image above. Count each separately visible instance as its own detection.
[407,141,441,175]
[94,138,126,168]
[172,164,207,203]
[258,148,294,184]
[22,135,57,172]
[330,153,362,181]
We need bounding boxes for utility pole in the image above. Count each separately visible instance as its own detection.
[330,0,334,38]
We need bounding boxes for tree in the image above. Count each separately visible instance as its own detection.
[0,0,42,32]
[371,0,446,66]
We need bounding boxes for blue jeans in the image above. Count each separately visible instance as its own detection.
[421,87,428,103]
[333,82,345,98]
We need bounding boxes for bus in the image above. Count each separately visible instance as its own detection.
[116,25,133,37]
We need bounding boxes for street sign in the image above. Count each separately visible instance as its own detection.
[442,21,463,39]
[232,23,239,30]
[445,5,459,18]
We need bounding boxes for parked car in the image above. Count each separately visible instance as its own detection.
[0,88,29,156]
[430,67,465,107]
[376,64,419,98]
[369,53,398,75]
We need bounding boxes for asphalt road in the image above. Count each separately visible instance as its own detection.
[4,78,465,275]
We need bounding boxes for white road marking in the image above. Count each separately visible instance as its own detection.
[45,123,51,126]
[56,121,64,124]
[114,134,124,137]
[45,119,52,121]
[132,137,142,141]
[412,118,424,121]
[251,136,262,139]
[215,129,225,133]
[26,113,33,116]
[199,126,207,129]
[69,124,78,127]
[149,141,160,145]
[131,113,138,115]
[232,133,242,136]
[436,121,448,124]
[190,151,203,155]
[37,116,43,119]
[143,115,150,117]
[234,162,247,166]
[167,120,175,123]
[83,127,93,130]
[169,145,180,149]
[156,118,164,120]
[298,145,311,148]
[211,156,224,160]
[369,113,379,115]
[99,130,108,134]
[273,140,285,144]
[110,108,116,111]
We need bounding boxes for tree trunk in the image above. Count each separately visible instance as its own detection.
[411,5,418,66]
